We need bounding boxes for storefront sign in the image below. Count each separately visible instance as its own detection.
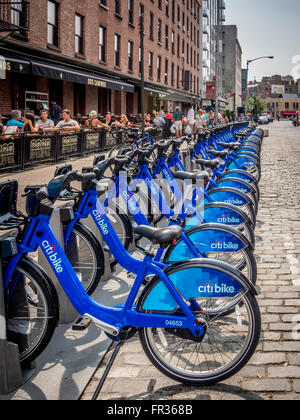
[87,78,107,88]
[0,55,30,79]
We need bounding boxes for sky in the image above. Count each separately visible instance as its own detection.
[225,0,300,82]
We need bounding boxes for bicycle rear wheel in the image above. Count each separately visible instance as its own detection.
[139,289,261,385]
[4,257,59,368]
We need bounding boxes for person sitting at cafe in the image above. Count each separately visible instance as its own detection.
[105,112,114,127]
[37,110,55,131]
[114,114,131,128]
[56,110,80,130]
[6,110,24,131]
[21,113,39,133]
[85,111,109,129]
[152,110,165,127]
[0,119,5,140]
[145,114,152,126]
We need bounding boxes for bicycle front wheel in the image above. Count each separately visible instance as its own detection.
[4,257,59,368]
[139,290,261,386]
[64,222,105,296]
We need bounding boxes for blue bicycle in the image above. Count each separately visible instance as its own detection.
[1,172,261,385]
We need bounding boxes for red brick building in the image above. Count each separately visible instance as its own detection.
[0,0,202,118]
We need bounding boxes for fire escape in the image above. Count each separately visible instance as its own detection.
[0,1,30,41]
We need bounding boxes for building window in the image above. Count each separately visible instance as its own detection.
[47,1,58,46]
[171,62,174,86]
[99,26,106,62]
[149,12,154,40]
[115,0,121,16]
[114,34,121,67]
[157,55,161,82]
[149,52,153,78]
[171,30,175,54]
[11,0,27,30]
[128,0,134,24]
[165,25,169,50]
[75,14,84,55]
[172,0,175,23]
[165,59,168,84]
[158,19,162,44]
[128,41,133,71]
[100,0,107,7]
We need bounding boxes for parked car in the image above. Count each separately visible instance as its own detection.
[258,115,269,125]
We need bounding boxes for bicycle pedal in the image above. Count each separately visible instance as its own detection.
[72,315,92,331]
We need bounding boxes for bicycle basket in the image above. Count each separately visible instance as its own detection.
[0,180,18,223]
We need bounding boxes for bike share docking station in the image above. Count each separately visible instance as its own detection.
[0,236,35,396]
[36,205,135,400]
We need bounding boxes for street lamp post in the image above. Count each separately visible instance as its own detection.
[245,56,274,110]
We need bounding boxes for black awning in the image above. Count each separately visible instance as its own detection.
[163,89,197,104]
[31,59,134,93]
[0,52,31,74]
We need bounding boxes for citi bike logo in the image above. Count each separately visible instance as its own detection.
[217,215,240,224]
[198,282,235,295]
[93,210,109,235]
[146,178,158,195]
[122,191,137,212]
[163,169,173,183]
[211,241,239,250]
[224,198,244,205]
[42,241,64,274]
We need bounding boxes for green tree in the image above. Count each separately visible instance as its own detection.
[246,96,266,116]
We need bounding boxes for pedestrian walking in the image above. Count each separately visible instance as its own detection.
[186,104,195,135]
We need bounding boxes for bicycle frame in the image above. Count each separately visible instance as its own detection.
[3,193,205,337]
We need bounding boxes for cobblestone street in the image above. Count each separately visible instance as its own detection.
[82,121,300,401]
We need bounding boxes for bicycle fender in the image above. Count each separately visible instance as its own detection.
[137,259,258,313]
[164,223,253,263]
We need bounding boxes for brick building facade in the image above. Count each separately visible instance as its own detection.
[0,0,203,118]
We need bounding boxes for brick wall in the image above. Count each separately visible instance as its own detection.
[14,0,202,94]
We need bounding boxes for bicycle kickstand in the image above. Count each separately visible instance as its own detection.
[91,338,126,401]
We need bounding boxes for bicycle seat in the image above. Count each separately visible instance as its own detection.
[194,158,220,169]
[134,225,182,248]
[218,142,239,151]
[170,169,210,182]
[209,150,228,159]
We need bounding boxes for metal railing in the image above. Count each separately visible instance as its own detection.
[0,1,30,32]
[0,128,123,172]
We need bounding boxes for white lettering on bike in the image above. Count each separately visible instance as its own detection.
[211,241,239,250]
[92,210,109,235]
[198,282,235,294]
[42,240,64,274]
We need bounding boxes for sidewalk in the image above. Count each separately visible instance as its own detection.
[81,121,300,400]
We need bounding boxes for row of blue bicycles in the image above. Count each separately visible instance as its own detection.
[0,121,264,387]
